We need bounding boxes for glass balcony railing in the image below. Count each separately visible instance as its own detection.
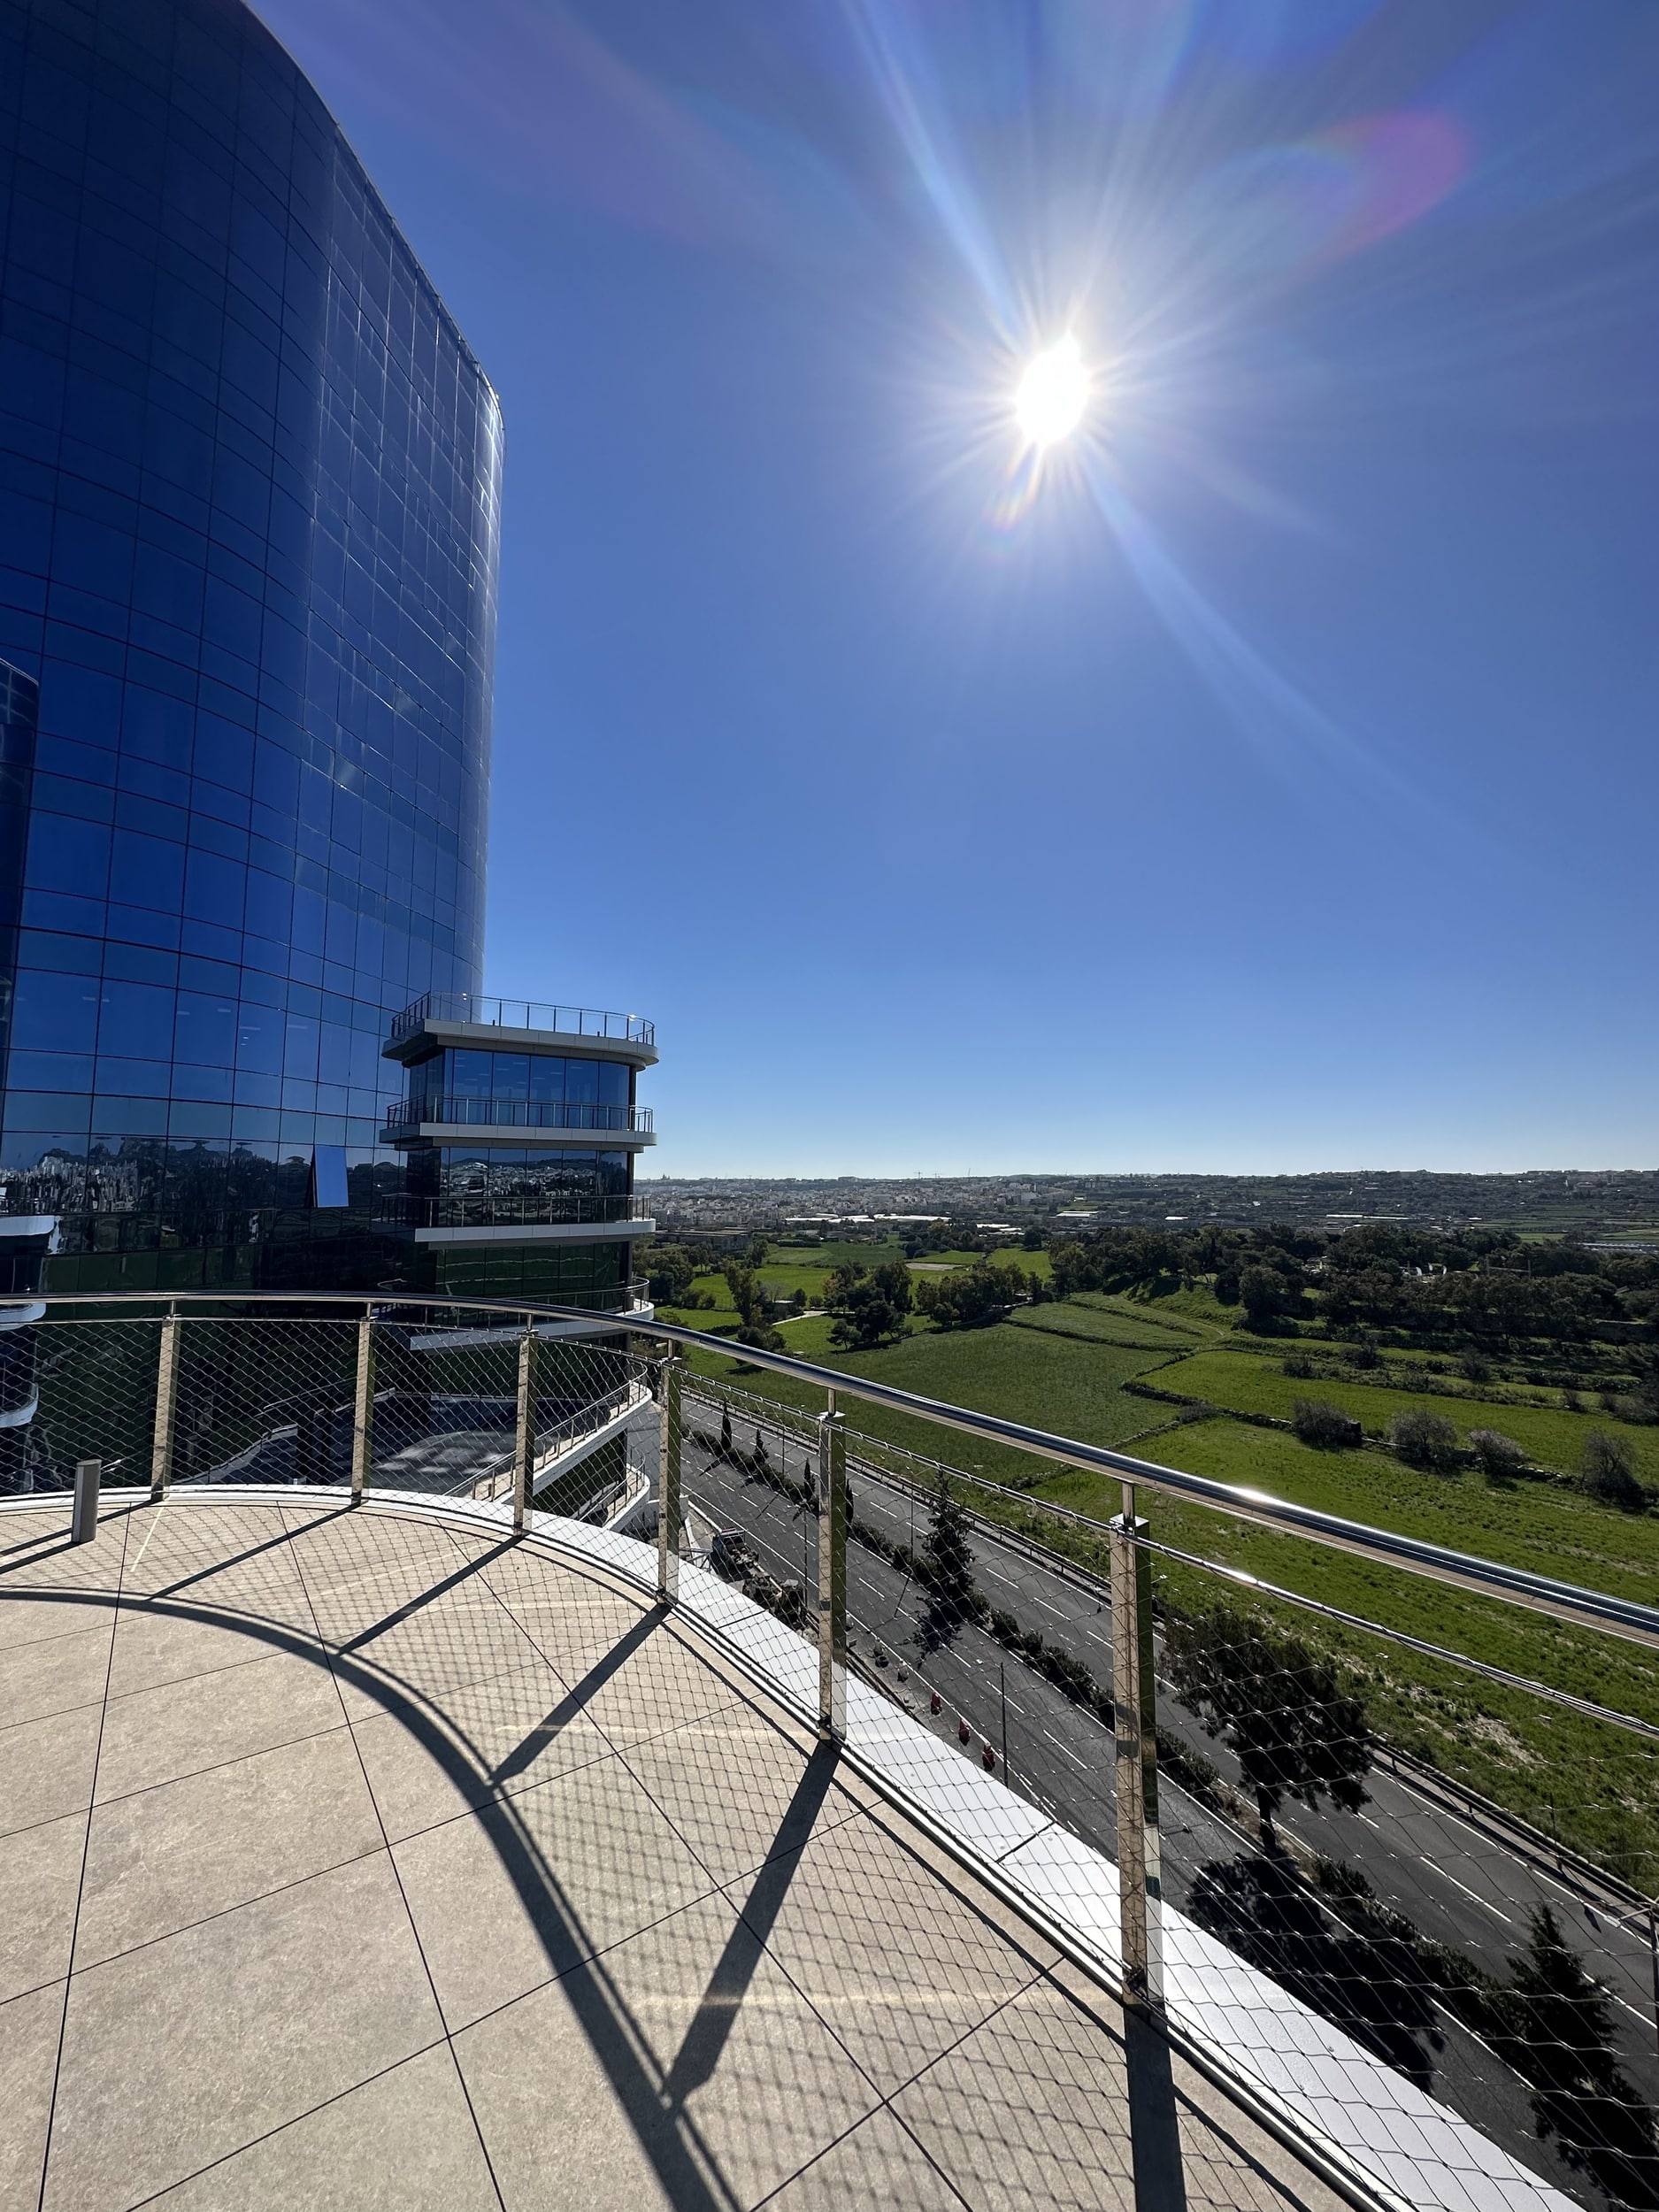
[381,1097,654,1136]
[390,993,655,1046]
[372,1191,649,1231]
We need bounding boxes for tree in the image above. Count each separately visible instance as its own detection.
[922,1472,977,1619]
[1582,1430,1644,1510]
[722,1262,767,1329]
[1240,1264,1291,1328]
[1164,1605,1371,1842]
[646,1243,697,1307]
[915,1258,1025,1331]
[824,1259,912,1350]
[1291,1399,1362,1450]
[1388,1409,1460,1471]
[1491,1905,1659,2208]
[1469,1428,1526,1479]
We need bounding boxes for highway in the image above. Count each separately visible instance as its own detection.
[680,1393,1659,2129]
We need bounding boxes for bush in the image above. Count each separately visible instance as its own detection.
[1342,1338,1381,1370]
[1581,1431,1645,1511]
[1292,1399,1362,1450]
[1281,1353,1316,1379]
[1459,1349,1492,1383]
[1388,1409,1460,1471]
[1468,1429,1526,1479]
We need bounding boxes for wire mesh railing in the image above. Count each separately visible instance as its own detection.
[648,1330,1659,2212]
[16,1291,1659,2210]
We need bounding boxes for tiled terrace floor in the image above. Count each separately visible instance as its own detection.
[1,1494,1344,2211]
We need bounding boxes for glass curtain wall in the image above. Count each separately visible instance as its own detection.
[0,0,502,1292]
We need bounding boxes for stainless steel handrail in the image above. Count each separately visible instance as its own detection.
[25,1290,1659,1650]
[383,1098,653,1134]
[391,993,654,1045]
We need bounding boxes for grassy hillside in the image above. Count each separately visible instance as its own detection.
[676,1315,1183,1488]
[1152,1349,1659,1484]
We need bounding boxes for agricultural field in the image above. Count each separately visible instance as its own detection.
[663,1271,1659,1877]
[675,1311,1185,1489]
[1149,1349,1659,1486]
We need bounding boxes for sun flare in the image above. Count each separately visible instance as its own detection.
[1014,335,1088,447]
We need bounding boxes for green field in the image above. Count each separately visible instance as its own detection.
[1151,1349,1659,1484]
[676,1314,1182,1487]
[663,1294,1659,1879]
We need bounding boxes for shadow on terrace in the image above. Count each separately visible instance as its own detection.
[0,1487,1331,2211]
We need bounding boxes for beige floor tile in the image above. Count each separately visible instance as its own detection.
[0,1979,65,2211]
[0,1809,86,2002]
[890,1974,1138,2210]
[93,1646,344,1803]
[349,1656,611,1841]
[478,1549,649,1674]
[0,1701,102,1838]
[106,1601,296,1699]
[621,1718,863,1887]
[733,1816,1044,2097]
[761,2108,966,2208]
[569,1629,744,1752]
[0,1617,113,1725]
[77,1729,383,1968]
[0,1592,113,1652]
[45,1855,442,2212]
[0,1525,126,1594]
[147,2043,499,2211]
[326,1584,549,1716]
[393,1753,719,2029]
[456,1892,880,2211]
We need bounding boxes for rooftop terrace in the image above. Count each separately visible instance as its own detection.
[3,1490,1341,2212]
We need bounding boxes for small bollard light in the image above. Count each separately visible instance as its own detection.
[930,1691,942,1716]
[982,1742,996,1772]
[72,1457,101,1546]
[957,1717,971,1745]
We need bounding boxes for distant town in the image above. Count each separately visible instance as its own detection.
[644,1168,1659,1245]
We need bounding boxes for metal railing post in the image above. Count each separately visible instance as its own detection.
[657,1350,681,1603]
[150,1308,180,1502]
[350,1312,375,1506]
[818,1407,848,1742]
[512,1322,537,1536]
[72,1457,101,1544]
[1110,1482,1164,2013]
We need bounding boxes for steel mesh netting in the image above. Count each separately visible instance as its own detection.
[671,1372,1118,1847]
[10,1312,167,1491]
[667,1367,1659,2212]
[12,1304,656,1516]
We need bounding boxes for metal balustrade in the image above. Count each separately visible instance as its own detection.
[12,1287,1659,2212]
[390,991,655,1045]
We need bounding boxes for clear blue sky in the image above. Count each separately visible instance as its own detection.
[255,0,1657,1178]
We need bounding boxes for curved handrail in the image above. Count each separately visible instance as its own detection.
[23,1289,1659,1649]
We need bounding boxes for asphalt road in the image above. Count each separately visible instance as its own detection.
[681,1394,1659,2126]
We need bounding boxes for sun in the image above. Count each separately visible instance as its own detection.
[1014,334,1089,448]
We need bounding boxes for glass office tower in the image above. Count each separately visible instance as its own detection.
[0,0,504,1294]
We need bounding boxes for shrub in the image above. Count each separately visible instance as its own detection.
[1342,1338,1380,1370]
[1388,1409,1460,1471]
[1281,1353,1316,1379]
[1459,1350,1492,1383]
[1469,1429,1526,1479]
[1292,1399,1362,1450]
[1581,1431,1645,1512]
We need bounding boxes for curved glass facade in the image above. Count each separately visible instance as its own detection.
[0,0,503,1293]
